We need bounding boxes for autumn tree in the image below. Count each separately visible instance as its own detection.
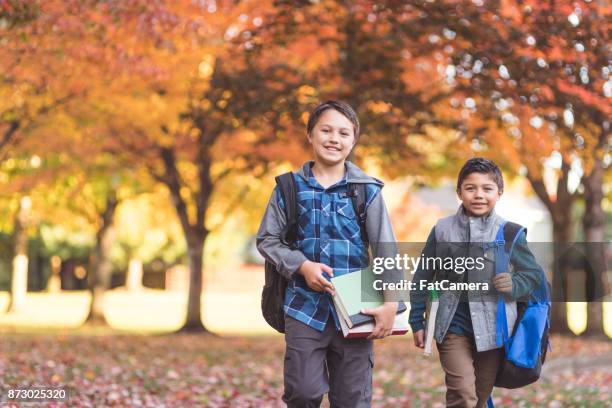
[313,0,611,334]
[73,0,310,332]
[251,1,454,175]
[0,0,118,312]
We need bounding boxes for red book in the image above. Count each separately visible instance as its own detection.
[335,296,410,339]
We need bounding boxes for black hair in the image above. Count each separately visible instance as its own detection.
[456,157,504,191]
[306,100,360,140]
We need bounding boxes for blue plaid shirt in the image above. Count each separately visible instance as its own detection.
[276,165,381,331]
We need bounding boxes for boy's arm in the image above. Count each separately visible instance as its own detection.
[256,187,308,280]
[365,191,402,294]
[408,228,436,332]
[362,190,400,338]
[507,231,543,301]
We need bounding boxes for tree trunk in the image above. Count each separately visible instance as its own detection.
[526,164,575,335]
[178,231,208,333]
[158,145,212,334]
[126,257,143,291]
[581,157,607,338]
[549,209,573,334]
[86,192,118,325]
[8,197,31,314]
[47,255,62,293]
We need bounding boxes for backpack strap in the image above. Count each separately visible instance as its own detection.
[492,221,526,275]
[347,183,369,245]
[490,221,537,406]
[275,172,298,248]
[494,221,527,347]
[503,221,526,256]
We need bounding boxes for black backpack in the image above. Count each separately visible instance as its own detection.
[261,172,369,333]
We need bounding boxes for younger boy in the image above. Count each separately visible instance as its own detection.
[257,100,400,407]
[409,157,542,408]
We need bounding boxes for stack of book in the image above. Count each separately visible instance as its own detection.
[330,268,409,338]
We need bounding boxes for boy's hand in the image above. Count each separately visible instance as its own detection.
[298,260,335,296]
[361,302,398,340]
[493,272,513,294]
[413,329,425,349]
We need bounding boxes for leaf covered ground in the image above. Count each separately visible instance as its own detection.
[0,332,610,407]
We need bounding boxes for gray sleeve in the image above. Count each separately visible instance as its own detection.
[365,192,403,286]
[256,188,308,280]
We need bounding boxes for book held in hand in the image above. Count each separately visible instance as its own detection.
[331,268,409,338]
[423,289,439,356]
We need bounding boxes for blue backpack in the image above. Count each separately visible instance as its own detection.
[487,222,552,408]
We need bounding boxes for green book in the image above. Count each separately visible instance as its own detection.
[331,268,406,328]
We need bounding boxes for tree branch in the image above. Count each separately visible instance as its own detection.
[159,145,193,237]
[207,185,250,233]
[525,171,554,213]
[0,120,20,154]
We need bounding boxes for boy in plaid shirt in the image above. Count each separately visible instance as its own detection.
[257,101,400,407]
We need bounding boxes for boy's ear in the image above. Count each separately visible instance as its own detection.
[306,132,312,144]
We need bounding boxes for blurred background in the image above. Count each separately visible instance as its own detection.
[0,1,610,406]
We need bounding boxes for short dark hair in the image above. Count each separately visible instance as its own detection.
[306,100,360,140]
[456,157,504,191]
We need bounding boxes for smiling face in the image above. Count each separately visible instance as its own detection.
[457,172,502,217]
[307,109,356,166]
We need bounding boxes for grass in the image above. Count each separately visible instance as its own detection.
[1,333,609,407]
[1,290,611,337]
[0,289,610,406]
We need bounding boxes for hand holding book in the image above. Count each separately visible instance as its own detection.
[360,302,399,339]
[331,268,409,339]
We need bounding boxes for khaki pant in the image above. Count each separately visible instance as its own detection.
[437,333,503,408]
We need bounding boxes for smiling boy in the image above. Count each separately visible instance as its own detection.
[257,101,400,407]
[409,157,542,407]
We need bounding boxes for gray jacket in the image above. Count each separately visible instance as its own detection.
[256,161,401,284]
[432,206,517,352]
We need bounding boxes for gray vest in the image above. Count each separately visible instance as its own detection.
[433,206,517,352]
